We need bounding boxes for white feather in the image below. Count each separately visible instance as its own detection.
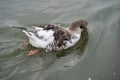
[65,33,80,49]
[22,30,54,48]
[36,30,54,41]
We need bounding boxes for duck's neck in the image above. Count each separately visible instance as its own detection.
[66,27,82,34]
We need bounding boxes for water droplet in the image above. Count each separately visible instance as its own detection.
[88,78,91,80]
[113,73,116,75]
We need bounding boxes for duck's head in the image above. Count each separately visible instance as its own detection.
[69,19,88,34]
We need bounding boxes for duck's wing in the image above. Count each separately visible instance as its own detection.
[53,29,72,47]
[34,24,61,40]
[45,28,73,51]
[33,24,72,47]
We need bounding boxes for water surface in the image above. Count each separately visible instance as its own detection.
[0,0,120,80]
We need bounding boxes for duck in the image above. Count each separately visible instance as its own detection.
[22,19,88,56]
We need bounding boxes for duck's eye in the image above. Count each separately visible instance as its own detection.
[79,25,83,28]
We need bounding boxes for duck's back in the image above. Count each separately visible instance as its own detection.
[29,24,80,51]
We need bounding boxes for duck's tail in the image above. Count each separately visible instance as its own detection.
[22,30,33,37]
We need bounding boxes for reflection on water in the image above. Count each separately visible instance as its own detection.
[0,0,120,80]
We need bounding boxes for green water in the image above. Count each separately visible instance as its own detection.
[0,0,120,80]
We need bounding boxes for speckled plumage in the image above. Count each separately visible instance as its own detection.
[23,19,88,52]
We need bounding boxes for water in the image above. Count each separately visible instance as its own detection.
[0,0,120,80]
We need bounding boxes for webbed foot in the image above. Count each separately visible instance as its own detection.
[27,49,40,56]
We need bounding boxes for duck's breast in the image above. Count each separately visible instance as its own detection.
[65,33,80,49]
